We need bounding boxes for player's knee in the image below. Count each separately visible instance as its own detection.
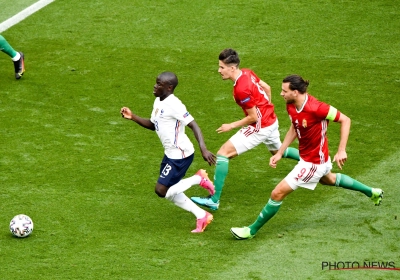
[155,189,165,198]
[217,147,229,157]
[271,188,282,201]
[155,185,167,198]
[320,173,336,186]
[217,144,237,158]
[271,183,293,201]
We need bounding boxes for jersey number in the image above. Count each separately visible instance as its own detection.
[297,168,306,179]
[162,164,172,176]
[251,76,269,101]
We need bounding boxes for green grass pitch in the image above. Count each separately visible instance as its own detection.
[0,0,399,279]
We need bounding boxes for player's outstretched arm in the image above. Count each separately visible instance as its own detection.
[332,112,351,170]
[216,107,258,133]
[187,120,216,166]
[120,107,155,131]
[270,124,297,168]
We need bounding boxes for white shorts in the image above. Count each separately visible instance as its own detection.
[230,119,282,155]
[285,158,332,190]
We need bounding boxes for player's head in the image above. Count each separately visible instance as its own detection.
[158,72,178,89]
[281,75,310,104]
[218,48,240,80]
[153,72,178,99]
[219,48,240,66]
[282,75,309,94]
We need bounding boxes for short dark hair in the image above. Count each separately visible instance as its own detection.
[159,72,178,89]
[219,48,240,66]
[283,74,309,94]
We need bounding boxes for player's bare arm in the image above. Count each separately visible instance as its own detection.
[270,124,297,168]
[187,121,216,165]
[259,80,272,101]
[216,106,258,133]
[332,112,351,170]
[120,107,155,131]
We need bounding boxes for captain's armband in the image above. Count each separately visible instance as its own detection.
[326,106,341,122]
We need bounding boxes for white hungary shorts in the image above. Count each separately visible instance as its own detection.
[285,157,333,190]
[230,119,281,155]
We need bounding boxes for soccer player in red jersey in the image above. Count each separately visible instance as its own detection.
[191,49,299,210]
[230,74,384,240]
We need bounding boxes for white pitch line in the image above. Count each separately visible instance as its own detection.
[0,0,55,33]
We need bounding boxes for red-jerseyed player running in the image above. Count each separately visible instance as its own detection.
[231,74,383,240]
[191,49,300,210]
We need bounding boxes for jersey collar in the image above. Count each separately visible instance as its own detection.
[233,70,243,86]
[296,93,308,113]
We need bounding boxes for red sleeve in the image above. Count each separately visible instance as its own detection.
[315,102,331,119]
[333,111,341,122]
[234,82,255,109]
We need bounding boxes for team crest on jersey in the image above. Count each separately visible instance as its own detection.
[302,119,307,128]
[240,97,251,104]
[183,112,190,118]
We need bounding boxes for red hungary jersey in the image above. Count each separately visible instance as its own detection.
[233,69,276,130]
[287,94,340,164]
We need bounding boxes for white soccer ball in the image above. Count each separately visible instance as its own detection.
[10,214,34,238]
